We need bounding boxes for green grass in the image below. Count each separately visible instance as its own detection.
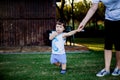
[0,38,120,80]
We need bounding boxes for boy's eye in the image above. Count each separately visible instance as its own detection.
[56,26,59,28]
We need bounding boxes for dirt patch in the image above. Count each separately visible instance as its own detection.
[0,45,89,53]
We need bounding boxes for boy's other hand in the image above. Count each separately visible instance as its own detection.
[52,31,58,36]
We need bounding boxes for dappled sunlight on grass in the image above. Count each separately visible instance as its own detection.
[65,42,85,47]
[66,41,104,51]
[88,46,103,51]
[84,44,104,51]
[67,42,104,51]
[74,38,104,51]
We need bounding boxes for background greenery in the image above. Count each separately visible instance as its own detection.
[56,0,105,31]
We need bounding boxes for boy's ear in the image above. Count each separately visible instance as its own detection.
[64,27,65,30]
[63,28,66,32]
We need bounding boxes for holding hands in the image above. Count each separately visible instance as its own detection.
[77,23,84,32]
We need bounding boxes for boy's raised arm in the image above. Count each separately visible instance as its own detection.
[49,31,58,40]
[63,29,81,38]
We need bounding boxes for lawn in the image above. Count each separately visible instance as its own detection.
[0,38,120,80]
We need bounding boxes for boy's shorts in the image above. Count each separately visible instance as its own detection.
[50,54,66,64]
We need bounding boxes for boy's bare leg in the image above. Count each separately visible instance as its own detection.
[61,64,66,70]
[60,64,66,74]
[54,62,61,67]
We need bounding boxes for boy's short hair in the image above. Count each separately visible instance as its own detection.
[56,18,66,27]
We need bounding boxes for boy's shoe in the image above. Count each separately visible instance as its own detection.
[60,70,66,74]
[96,69,110,77]
[112,68,120,76]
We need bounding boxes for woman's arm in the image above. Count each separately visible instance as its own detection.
[78,3,99,29]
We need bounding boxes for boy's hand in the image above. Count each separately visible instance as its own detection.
[49,31,58,40]
[52,31,58,36]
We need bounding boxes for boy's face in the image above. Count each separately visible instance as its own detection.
[56,24,65,33]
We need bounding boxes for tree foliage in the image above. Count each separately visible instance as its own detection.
[56,0,105,30]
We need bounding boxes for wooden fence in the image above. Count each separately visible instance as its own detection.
[0,0,56,47]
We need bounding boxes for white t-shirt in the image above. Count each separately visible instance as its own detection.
[51,33,66,54]
[92,0,120,21]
